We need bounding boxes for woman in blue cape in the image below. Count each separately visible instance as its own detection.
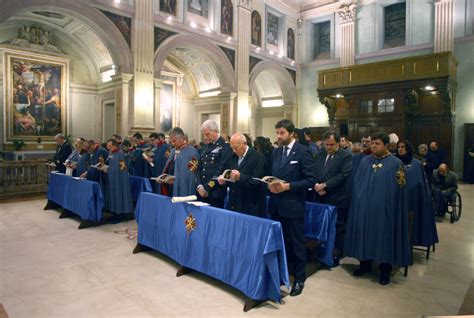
[397,140,439,248]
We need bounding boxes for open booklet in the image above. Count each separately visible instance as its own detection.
[92,162,109,172]
[63,161,77,168]
[142,148,155,167]
[45,162,56,167]
[213,169,235,183]
[252,176,286,184]
[151,173,175,183]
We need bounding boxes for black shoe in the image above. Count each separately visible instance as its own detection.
[332,256,340,267]
[290,282,304,297]
[379,273,390,285]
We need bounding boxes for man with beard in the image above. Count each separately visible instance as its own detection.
[267,119,316,296]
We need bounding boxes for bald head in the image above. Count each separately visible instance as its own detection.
[230,133,248,157]
[438,163,449,176]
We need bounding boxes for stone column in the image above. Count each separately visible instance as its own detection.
[154,78,163,132]
[434,0,454,53]
[235,0,252,133]
[336,4,356,67]
[132,0,155,132]
[113,73,133,137]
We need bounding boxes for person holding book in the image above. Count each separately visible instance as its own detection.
[147,132,170,193]
[217,133,266,217]
[130,132,148,177]
[80,139,108,183]
[159,127,200,197]
[64,137,84,177]
[268,119,316,297]
[195,119,232,208]
[104,139,133,217]
[53,133,72,173]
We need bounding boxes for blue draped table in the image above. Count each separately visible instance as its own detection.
[135,193,290,304]
[129,176,153,202]
[304,202,337,267]
[47,172,104,221]
[47,173,153,222]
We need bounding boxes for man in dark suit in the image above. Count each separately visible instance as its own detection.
[218,133,266,217]
[196,119,232,208]
[313,130,352,265]
[268,119,316,297]
[53,133,72,173]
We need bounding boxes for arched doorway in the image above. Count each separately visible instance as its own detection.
[249,61,296,143]
[154,34,236,140]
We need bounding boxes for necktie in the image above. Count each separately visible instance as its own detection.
[283,146,288,157]
[238,156,244,166]
[325,154,333,167]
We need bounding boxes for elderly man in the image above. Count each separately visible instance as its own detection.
[195,119,232,208]
[313,130,352,264]
[218,133,266,217]
[431,163,458,217]
[344,132,410,286]
[64,138,84,176]
[53,134,72,173]
[159,127,200,196]
[426,142,446,183]
[388,133,399,154]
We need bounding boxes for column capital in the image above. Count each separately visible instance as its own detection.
[434,0,453,3]
[336,3,356,24]
[112,73,133,84]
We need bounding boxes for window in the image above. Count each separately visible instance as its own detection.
[384,2,406,48]
[312,20,330,59]
[359,100,373,114]
[318,21,330,54]
[377,98,395,113]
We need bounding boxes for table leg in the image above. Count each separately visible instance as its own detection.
[44,200,60,210]
[78,220,101,229]
[133,243,151,254]
[59,209,75,219]
[243,298,266,312]
[176,266,194,277]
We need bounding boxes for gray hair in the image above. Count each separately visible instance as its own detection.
[201,119,219,132]
[168,127,185,139]
[54,133,65,140]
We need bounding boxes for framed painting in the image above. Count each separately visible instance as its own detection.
[4,49,69,143]
[160,81,176,133]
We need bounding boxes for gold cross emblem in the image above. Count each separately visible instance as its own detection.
[184,213,197,234]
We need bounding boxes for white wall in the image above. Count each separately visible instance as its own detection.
[69,85,98,140]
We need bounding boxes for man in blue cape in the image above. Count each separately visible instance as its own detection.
[80,140,108,183]
[104,139,134,216]
[157,127,199,196]
[147,132,170,193]
[344,132,411,285]
[397,140,438,248]
[131,132,148,177]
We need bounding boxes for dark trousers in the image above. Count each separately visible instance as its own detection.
[274,215,306,283]
[200,195,225,209]
[432,189,454,216]
[360,260,392,275]
[335,207,348,255]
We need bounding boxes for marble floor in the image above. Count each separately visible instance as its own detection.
[1,185,473,318]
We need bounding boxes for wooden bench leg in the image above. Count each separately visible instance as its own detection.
[176,266,194,277]
[243,298,266,312]
[132,243,150,254]
[44,200,60,210]
[59,209,75,219]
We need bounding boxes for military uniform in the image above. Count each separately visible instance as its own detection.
[195,136,232,208]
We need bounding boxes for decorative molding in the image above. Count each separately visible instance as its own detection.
[355,43,434,61]
[6,25,62,53]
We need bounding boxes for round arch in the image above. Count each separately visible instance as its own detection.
[154,34,236,93]
[0,0,133,73]
[249,61,296,106]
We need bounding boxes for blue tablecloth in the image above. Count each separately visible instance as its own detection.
[129,176,153,202]
[135,193,290,303]
[304,202,337,267]
[47,173,104,221]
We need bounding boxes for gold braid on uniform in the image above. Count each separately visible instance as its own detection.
[395,166,406,187]
[119,159,127,171]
